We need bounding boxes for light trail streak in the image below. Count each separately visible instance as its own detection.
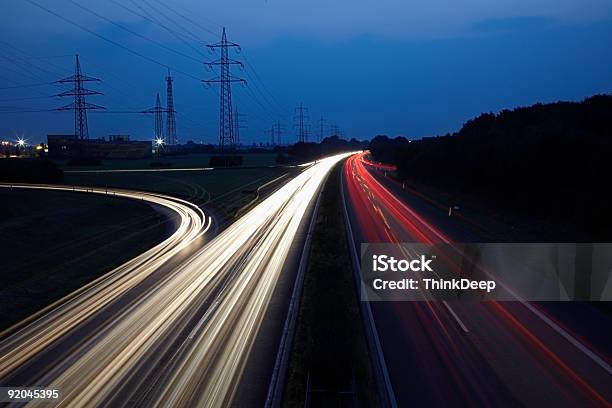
[345,152,449,243]
[342,152,611,406]
[0,184,210,380]
[0,153,349,407]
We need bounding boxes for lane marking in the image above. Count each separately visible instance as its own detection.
[442,301,470,333]
[341,161,398,408]
[519,301,612,375]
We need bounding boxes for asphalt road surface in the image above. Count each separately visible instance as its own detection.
[0,153,350,407]
[342,152,611,407]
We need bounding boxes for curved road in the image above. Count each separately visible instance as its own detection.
[0,184,211,373]
[0,152,350,407]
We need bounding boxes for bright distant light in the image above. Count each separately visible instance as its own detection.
[16,138,26,147]
[0,153,351,406]
[155,138,164,146]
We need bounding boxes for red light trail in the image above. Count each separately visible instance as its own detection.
[342,152,611,407]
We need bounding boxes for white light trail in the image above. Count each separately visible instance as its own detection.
[0,184,210,378]
[0,153,351,407]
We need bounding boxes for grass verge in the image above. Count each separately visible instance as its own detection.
[283,163,379,406]
[0,189,169,331]
[64,167,287,220]
[56,153,278,171]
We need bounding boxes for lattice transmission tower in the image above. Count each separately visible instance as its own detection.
[266,121,284,146]
[294,103,309,143]
[318,116,327,142]
[142,93,165,142]
[274,121,283,145]
[233,105,247,146]
[166,70,177,145]
[204,28,246,153]
[55,54,104,140]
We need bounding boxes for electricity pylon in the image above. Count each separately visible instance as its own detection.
[318,116,327,142]
[204,28,246,153]
[233,105,247,146]
[142,93,165,142]
[165,70,177,145]
[55,54,104,140]
[294,103,309,143]
[267,121,284,145]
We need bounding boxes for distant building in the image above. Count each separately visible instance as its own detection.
[108,134,131,142]
[47,134,151,159]
[0,140,36,158]
[1,140,13,157]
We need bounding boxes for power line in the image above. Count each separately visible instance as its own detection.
[274,121,284,145]
[107,0,206,59]
[318,116,327,142]
[0,54,56,83]
[137,0,292,133]
[24,0,202,82]
[241,51,291,116]
[330,123,342,138]
[141,93,165,140]
[0,109,55,113]
[131,0,210,49]
[166,70,177,145]
[85,0,285,137]
[204,27,246,152]
[14,0,283,143]
[294,103,309,143]
[137,0,289,132]
[54,55,105,140]
[67,0,202,64]
[0,46,92,113]
[0,42,67,78]
[62,2,222,132]
[0,95,56,102]
[147,0,221,37]
[233,105,247,146]
[0,82,53,91]
[0,48,209,139]
[80,59,214,133]
[265,121,284,146]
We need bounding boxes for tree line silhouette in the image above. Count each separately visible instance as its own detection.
[276,136,367,163]
[369,95,612,239]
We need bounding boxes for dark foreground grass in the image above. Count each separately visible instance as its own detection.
[56,153,278,171]
[0,189,169,332]
[284,164,379,406]
[0,166,289,332]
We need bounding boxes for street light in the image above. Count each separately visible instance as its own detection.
[15,137,27,157]
[154,137,165,159]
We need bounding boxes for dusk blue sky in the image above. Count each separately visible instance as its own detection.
[1,0,611,144]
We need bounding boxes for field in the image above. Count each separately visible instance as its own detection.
[1,155,290,332]
[64,166,287,220]
[284,164,378,406]
[0,189,170,331]
[55,152,278,171]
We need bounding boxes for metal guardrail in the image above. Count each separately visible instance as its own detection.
[339,165,398,408]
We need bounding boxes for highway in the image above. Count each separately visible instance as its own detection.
[0,183,210,340]
[0,152,350,407]
[0,184,210,375]
[342,152,611,407]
